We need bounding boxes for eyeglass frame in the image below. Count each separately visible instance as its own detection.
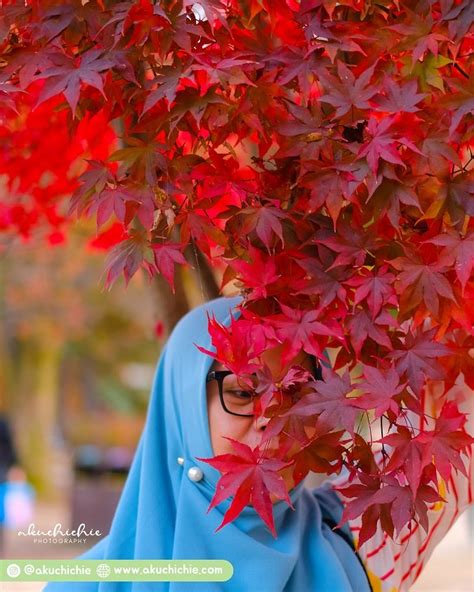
[205,357,323,417]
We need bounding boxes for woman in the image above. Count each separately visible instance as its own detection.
[43,296,471,591]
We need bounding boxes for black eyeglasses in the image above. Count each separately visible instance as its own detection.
[206,370,256,417]
[206,359,323,417]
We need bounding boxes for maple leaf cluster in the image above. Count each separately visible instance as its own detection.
[1,0,473,542]
[0,81,115,242]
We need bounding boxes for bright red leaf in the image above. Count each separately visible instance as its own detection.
[197,437,294,537]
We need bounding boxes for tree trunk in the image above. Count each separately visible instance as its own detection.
[153,265,190,336]
[0,258,13,412]
[154,242,221,337]
[184,242,220,302]
[15,332,63,500]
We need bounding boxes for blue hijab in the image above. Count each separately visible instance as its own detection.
[44,296,370,591]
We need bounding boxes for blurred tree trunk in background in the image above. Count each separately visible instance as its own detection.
[0,258,12,413]
[185,243,221,304]
[153,267,191,337]
[13,328,63,500]
[154,245,219,336]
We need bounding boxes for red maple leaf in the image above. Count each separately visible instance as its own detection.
[426,230,474,295]
[183,211,228,255]
[258,375,323,448]
[389,328,450,395]
[442,331,474,390]
[347,309,395,356]
[373,77,428,113]
[316,223,375,270]
[354,365,406,419]
[357,116,407,174]
[90,185,157,230]
[103,229,146,288]
[339,472,443,545]
[366,175,422,229]
[274,47,321,102]
[150,242,189,292]
[346,265,396,319]
[291,430,345,483]
[370,477,438,537]
[142,63,185,115]
[416,401,474,483]
[261,406,312,448]
[387,10,449,62]
[195,312,260,376]
[272,303,345,365]
[35,49,115,115]
[252,363,314,414]
[380,426,433,495]
[285,369,359,435]
[301,164,359,225]
[318,60,379,119]
[197,437,294,537]
[337,473,390,546]
[242,205,285,250]
[229,245,281,300]
[292,255,349,307]
[391,257,457,318]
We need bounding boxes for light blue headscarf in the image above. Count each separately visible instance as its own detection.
[43,296,370,592]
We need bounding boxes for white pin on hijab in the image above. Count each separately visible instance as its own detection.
[187,466,204,482]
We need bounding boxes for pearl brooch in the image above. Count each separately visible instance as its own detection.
[187,466,204,482]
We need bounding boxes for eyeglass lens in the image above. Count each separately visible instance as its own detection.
[221,373,255,415]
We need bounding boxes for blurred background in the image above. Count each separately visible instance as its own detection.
[0,222,472,592]
[0,217,218,577]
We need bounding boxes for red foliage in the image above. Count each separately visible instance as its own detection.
[0,81,115,239]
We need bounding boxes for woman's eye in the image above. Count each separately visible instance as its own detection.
[227,390,253,400]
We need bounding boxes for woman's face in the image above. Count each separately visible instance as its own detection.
[206,345,314,502]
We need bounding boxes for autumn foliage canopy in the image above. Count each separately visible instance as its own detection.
[1,0,473,544]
